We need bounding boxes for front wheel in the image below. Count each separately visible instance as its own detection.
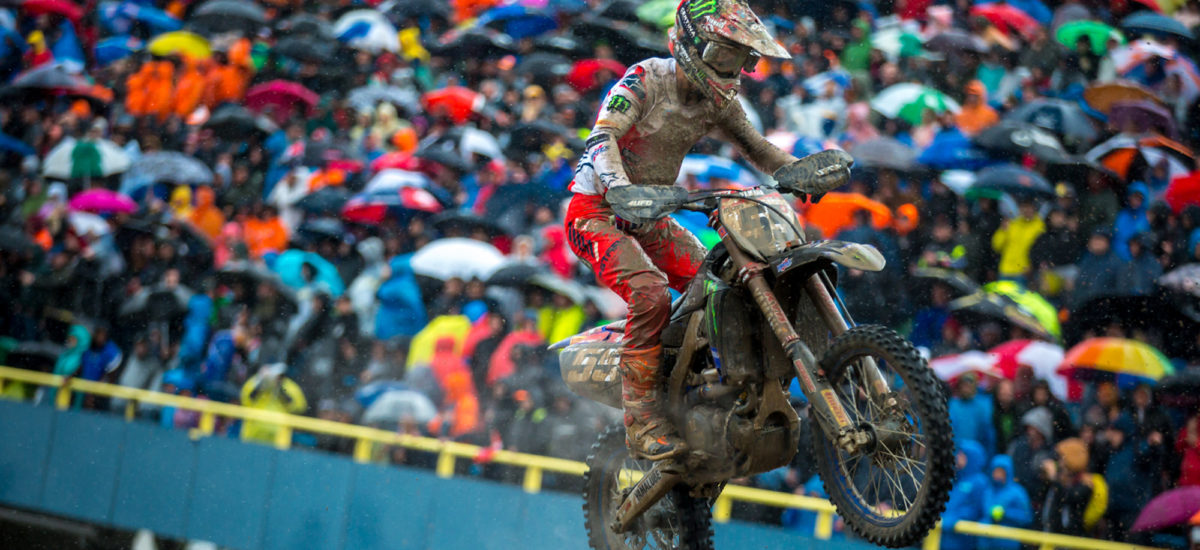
[583,425,714,550]
[810,325,955,548]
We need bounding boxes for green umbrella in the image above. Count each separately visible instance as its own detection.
[983,280,1061,339]
[636,0,677,29]
[897,89,957,125]
[1055,21,1125,55]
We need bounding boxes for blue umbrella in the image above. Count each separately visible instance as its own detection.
[978,0,1051,25]
[919,128,994,171]
[99,1,182,35]
[0,132,34,156]
[478,5,558,40]
[95,36,143,66]
[271,250,346,297]
[1121,11,1194,41]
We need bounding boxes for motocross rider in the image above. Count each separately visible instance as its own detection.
[564,0,848,460]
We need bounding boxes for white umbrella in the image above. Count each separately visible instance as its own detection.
[43,137,132,179]
[410,238,506,280]
[334,10,399,53]
[68,211,111,237]
[929,350,996,382]
[361,389,437,425]
[460,127,504,161]
[364,169,432,193]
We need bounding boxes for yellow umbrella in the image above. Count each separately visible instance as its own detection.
[147,31,211,60]
[405,315,472,369]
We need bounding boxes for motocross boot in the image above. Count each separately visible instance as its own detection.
[620,345,687,461]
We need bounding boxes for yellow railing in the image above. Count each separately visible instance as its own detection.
[0,365,1161,550]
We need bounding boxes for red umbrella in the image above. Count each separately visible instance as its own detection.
[369,151,420,173]
[245,80,319,125]
[1166,171,1200,214]
[970,4,1042,40]
[341,188,443,225]
[1132,487,1200,532]
[421,87,482,124]
[566,59,627,92]
[21,0,83,20]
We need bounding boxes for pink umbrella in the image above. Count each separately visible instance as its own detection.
[68,189,136,214]
[1132,487,1200,532]
[245,80,319,125]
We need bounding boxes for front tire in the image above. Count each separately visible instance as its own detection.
[810,325,954,548]
[583,425,714,550]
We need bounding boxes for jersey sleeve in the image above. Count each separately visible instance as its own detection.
[715,99,797,175]
[582,65,648,194]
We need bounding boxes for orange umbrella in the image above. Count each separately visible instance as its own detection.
[1083,80,1165,113]
[798,192,893,238]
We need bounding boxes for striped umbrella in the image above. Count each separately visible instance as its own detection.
[1058,337,1174,386]
[1085,133,1195,181]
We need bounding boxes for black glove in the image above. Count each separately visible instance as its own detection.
[773,150,853,200]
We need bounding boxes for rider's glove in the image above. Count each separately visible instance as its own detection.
[773,150,853,199]
[990,505,1005,522]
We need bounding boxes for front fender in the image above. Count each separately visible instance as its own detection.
[769,240,886,278]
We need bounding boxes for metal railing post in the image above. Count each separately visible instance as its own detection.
[124,399,137,422]
[712,494,732,523]
[274,426,293,450]
[436,447,456,478]
[814,510,834,540]
[353,438,373,463]
[923,523,942,550]
[54,381,72,410]
[523,466,543,493]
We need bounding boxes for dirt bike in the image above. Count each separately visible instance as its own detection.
[554,151,954,549]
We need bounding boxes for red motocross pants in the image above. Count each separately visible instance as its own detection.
[564,192,706,350]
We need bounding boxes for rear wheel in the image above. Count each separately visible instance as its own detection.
[583,425,714,550]
[810,325,954,548]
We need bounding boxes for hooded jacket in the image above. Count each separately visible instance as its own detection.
[1113,182,1150,260]
[189,187,225,241]
[53,324,92,376]
[1097,414,1161,513]
[979,455,1034,550]
[942,440,990,550]
[375,255,427,340]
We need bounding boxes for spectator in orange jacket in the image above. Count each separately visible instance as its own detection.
[203,52,251,108]
[189,187,225,241]
[955,80,999,136]
[242,206,289,258]
[427,369,480,438]
[172,57,207,119]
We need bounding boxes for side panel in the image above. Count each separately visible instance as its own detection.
[559,340,623,410]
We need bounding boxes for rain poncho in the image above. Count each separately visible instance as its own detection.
[979,455,1034,550]
[239,371,307,444]
[991,214,1046,278]
[1113,182,1150,260]
[942,440,989,550]
[52,325,91,376]
[375,255,427,341]
[347,238,387,336]
[189,187,225,241]
[950,383,997,457]
[169,185,193,219]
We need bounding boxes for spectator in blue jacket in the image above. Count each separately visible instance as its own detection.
[375,254,427,341]
[942,439,990,550]
[979,454,1034,550]
[78,324,122,409]
[950,373,996,456]
[1096,413,1164,542]
[1113,182,1150,261]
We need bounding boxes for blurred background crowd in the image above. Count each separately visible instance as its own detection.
[2,0,1200,546]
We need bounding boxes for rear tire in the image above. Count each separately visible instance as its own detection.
[583,424,714,550]
[810,325,954,548]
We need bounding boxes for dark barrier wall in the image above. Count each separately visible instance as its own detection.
[0,400,873,550]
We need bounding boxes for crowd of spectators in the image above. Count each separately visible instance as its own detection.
[2,0,1200,546]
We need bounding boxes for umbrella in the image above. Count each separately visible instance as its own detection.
[1121,11,1195,40]
[42,137,132,180]
[416,144,472,174]
[66,211,110,237]
[979,0,1053,24]
[1109,100,1177,136]
[190,0,267,34]
[94,36,143,67]
[119,283,194,321]
[3,340,64,371]
[507,120,571,154]
[802,70,852,97]
[1005,98,1100,150]
[430,27,516,58]
[870,83,960,123]
[99,1,181,35]
[1055,21,1125,54]
[368,152,420,173]
[431,211,509,238]
[569,15,669,65]
[912,267,982,297]
[342,188,443,225]
[271,249,345,297]
[970,164,1055,199]
[0,132,35,157]
[68,189,136,214]
[272,37,336,63]
[634,0,676,28]
[122,152,214,189]
[514,52,572,86]
[1059,337,1174,385]
[346,85,419,115]
[203,105,277,140]
[8,63,89,90]
[925,30,989,54]
[1131,487,1200,532]
[384,0,452,20]
[0,225,40,255]
[364,169,432,193]
[918,128,993,170]
[1155,371,1200,408]
[532,34,588,57]
[460,128,504,162]
[798,192,892,238]
[849,137,919,172]
[930,351,1000,383]
[295,187,350,215]
[422,87,483,125]
[1083,80,1163,114]
[950,291,1058,341]
[983,281,1062,339]
[973,121,1071,163]
[20,0,82,20]
[297,218,344,242]
[676,155,762,188]
[361,389,438,425]
[274,13,333,39]
[566,58,628,91]
[1113,41,1200,102]
[477,5,558,40]
[988,340,1068,399]
[529,273,585,304]
[215,260,298,311]
[486,262,546,287]
[410,238,506,281]
[146,31,211,60]
[1159,264,1200,298]
[970,3,1042,40]
[1086,133,1195,181]
[334,10,400,54]
[245,80,319,124]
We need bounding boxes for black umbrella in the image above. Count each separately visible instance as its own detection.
[3,341,64,371]
[515,52,572,86]
[273,37,338,63]
[597,0,640,22]
[949,291,1056,341]
[8,63,89,90]
[301,141,360,168]
[386,0,452,20]
[971,164,1055,199]
[298,218,345,241]
[487,262,547,287]
[430,27,516,58]
[274,13,333,39]
[570,15,669,65]
[912,267,982,298]
[347,85,420,115]
[431,211,510,238]
[849,137,919,172]
[1156,371,1200,409]
[508,120,571,154]
[416,144,472,174]
[119,284,194,322]
[296,187,350,214]
[190,0,267,34]
[204,105,277,140]
[1120,11,1194,41]
[0,225,39,255]
[216,260,299,310]
[1005,98,1099,152]
[925,30,988,54]
[973,121,1071,163]
[533,35,589,58]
